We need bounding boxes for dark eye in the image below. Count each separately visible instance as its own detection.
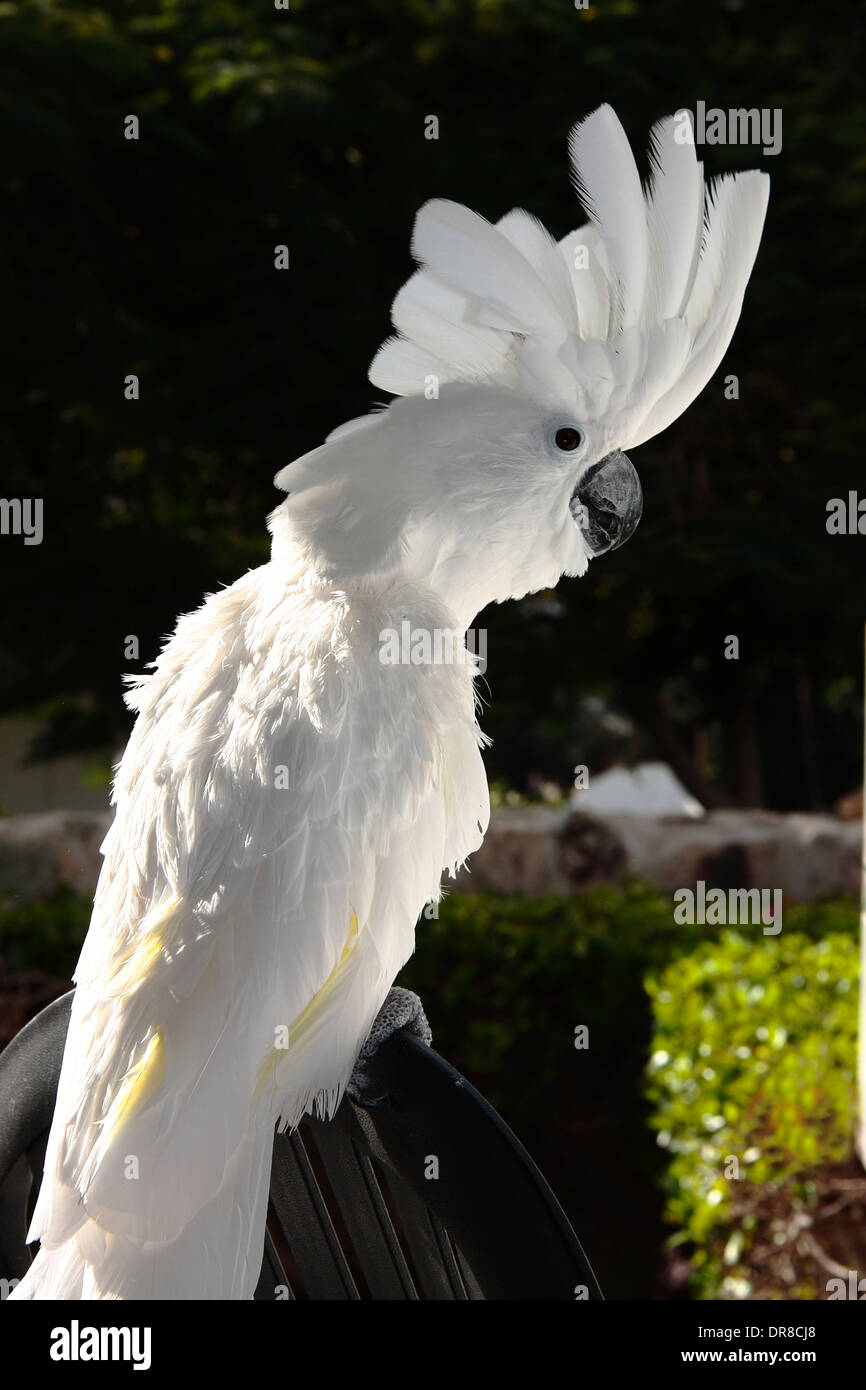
[554,426,584,453]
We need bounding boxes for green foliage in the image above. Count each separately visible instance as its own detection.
[646,929,859,1297]
[403,882,695,1096]
[0,886,90,978]
[402,889,857,1129]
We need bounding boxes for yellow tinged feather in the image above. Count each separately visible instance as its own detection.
[108,896,180,995]
[253,910,361,1104]
[338,909,359,966]
[107,1025,166,1139]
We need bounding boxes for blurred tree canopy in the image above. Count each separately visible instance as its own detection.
[0,0,863,809]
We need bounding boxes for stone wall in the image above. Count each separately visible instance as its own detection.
[0,812,111,908]
[0,806,860,910]
[453,806,862,901]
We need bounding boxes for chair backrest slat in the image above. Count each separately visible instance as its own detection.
[304,1116,419,1300]
[267,1130,360,1300]
[0,1156,33,1284]
[372,1164,469,1300]
[351,1032,604,1300]
[254,1227,293,1300]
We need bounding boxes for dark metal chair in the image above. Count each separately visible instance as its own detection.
[0,991,602,1300]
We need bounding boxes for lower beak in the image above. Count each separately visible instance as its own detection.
[569,450,642,554]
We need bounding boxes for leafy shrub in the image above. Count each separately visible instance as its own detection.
[402,888,857,1092]
[0,886,90,980]
[645,929,859,1298]
[402,881,694,1098]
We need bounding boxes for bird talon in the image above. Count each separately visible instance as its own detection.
[347,987,432,1104]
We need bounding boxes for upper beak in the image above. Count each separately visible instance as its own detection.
[569,449,642,555]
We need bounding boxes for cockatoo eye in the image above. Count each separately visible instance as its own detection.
[553,427,584,453]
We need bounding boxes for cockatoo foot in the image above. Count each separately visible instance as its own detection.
[347,987,432,1107]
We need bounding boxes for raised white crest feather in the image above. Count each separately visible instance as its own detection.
[369,104,769,451]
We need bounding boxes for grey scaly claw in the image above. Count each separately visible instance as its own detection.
[347,987,432,1105]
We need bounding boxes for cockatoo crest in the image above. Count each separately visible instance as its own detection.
[271,105,768,620]
[369,104,769,451]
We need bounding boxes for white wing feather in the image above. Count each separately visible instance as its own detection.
[19,562,488,1298]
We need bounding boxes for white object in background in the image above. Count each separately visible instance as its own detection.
[571,761,705,818]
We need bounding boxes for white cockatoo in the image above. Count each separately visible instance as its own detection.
[12,105,768,1299]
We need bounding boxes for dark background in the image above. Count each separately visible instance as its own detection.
[1,0,864,811]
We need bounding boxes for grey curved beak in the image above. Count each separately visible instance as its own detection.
[569,450,642,555]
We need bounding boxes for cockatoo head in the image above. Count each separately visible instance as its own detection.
[271,105,769,628]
